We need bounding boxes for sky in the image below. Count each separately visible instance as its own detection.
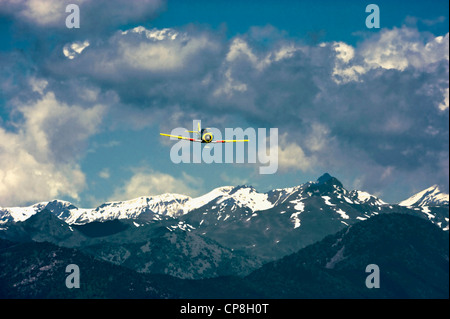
[0,0,448,208]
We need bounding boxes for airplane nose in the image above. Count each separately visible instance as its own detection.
[203,133,212,142]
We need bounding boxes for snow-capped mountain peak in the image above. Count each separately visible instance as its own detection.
[399,185,449,207]
[1,176,448,232]
[0,201,48,225]
[184,186,234,212]
[347,190,387,206]
[221,185,274,212]
[69,193,192,224]
[0,185,273,226]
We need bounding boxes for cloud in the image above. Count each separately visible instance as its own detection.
[1,13,447,205]
[439,87,449,111]
[0,0,68,27]
[226,38,264,70]
[276,134,315,172]
[0,125,86,206]
[404,15,447,28]
[220,172,249,186]
[41,25,224,118]
[360,28,449,71]
[218,26,448,196]
[109,167,202,201]
[48,24,447,197]
[0,0,165,32]
[331,41,367,84]
[98,168,110,179]
[19,91,105,163]
[63,40,90,60]
[331,30,449,83]
[0,84,105,206]
[118,27,216,72]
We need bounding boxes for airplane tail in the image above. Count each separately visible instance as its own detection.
[186,122,201,134]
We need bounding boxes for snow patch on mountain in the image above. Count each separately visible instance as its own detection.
[289,199,305,229]
[322,196,336,206]
[335,208,350,220]
[421,206,435,220]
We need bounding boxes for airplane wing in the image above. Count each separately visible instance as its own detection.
[160,133,202,142]
[211,139,249,143]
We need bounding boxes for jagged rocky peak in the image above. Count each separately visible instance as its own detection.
[302,173,345,196]
[316,173,344,188]
[229,184,256,194]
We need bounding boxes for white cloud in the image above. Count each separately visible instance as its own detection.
[360,28,449,71]
[63,40,90,60]
[331,41,368,84]
[332,29,449,84]
[334,42,355,63]
[277,143,313,172]
[119,26,217,72]
[121,26,179,41]
[273,44,299,62]
[439,87,449,111]
[68,26,221,79]
[19,0,68,26]
[0,127,86,206]
[275,134,315,172]
[18,92,105,161]
[226,38,260,66]
[213,69,248,97]
[110,168,202,201]
[226,37,299,71]
[256,126,328,174]
[0,87,105,206]
[29,77,48,95]
[98,168,110,179]
[304,122,330,153]
[0,0,164,29]
[332,64,367,84]
[215,37,301,97]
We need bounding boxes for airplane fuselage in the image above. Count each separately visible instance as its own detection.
[200,129,213,143]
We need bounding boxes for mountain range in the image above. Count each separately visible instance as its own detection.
[0,173,448,298]
[1,213,448,299]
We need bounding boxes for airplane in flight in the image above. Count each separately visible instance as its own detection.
[160,122,249,143]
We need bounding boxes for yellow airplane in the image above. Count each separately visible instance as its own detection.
[160,123,249,144]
